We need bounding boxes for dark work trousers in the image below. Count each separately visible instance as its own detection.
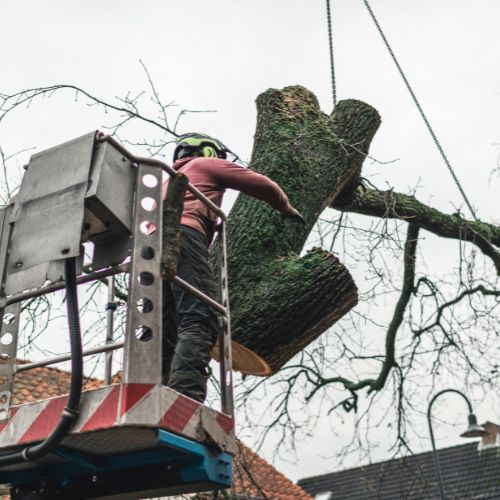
[161,225,219,402]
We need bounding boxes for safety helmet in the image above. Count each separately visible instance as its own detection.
[173,133,228,162]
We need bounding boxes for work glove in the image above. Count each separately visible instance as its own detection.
[283,206,306,225]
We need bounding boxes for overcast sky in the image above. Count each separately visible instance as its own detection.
[1,0,499,484]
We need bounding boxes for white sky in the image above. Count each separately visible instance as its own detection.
[1,0,499,486]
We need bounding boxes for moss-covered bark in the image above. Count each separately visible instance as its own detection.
[161,173,187,278]
[226,86,380,374]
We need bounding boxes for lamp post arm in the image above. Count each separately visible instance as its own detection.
[427,389,474,500]
[428,389,473,415]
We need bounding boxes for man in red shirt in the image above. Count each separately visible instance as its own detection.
[162,133,304,402]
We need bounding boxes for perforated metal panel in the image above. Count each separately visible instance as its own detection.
[123,163,164,384]
[0,302,20,421]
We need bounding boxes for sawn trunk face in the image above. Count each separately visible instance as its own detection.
[223,86,380,374]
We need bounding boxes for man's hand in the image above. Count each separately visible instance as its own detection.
[283,206,306,224]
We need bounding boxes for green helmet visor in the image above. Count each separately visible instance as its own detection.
[173,133,228,161]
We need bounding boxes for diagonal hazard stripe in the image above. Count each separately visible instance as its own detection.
[19,397,68,444]
[160,395,199,434]
[120,384,155,417]
[79,385,120,432]
[216,413,234,435]
[0,407,19,435]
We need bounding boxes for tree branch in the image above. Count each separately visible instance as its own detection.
[332,187,500,275]
[412,284,500,336]
[306,223,420,404]
[0,85,179,136]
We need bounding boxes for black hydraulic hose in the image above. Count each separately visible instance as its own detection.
[0,257,83,467]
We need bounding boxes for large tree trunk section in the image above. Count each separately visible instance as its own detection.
[221,86,381,375]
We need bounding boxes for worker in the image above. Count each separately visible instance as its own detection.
[161,133,305,402]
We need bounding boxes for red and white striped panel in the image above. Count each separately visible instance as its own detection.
[0,384,235,453]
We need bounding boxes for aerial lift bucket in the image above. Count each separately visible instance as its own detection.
[0,132,235,499]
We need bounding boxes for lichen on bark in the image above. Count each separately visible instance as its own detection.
[226,86,381,374]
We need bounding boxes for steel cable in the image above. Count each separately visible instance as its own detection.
[362,0,478,221]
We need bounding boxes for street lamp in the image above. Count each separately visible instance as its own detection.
[427,389,488,500]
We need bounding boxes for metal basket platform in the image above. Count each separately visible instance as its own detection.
[0,133,236,498]
[0,384,234,499]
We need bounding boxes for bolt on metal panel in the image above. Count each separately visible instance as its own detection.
[4,262,49,296]
[4,254,83,297]
[123,163,163,384]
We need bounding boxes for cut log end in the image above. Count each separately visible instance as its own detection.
[219,249,358,376]
[212,278,356,376]
[212,340,273,376]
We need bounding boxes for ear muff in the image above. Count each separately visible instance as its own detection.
[202,146,218,158]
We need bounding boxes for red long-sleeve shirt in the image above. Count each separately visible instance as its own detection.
[165,157,292,240]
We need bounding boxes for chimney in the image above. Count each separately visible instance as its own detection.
[478,422,500,451]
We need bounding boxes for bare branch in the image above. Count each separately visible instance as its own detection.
[305,223,420,405]
[0,85,179,136]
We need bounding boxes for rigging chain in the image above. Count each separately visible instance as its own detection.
[362,0,478,221]
[326,0,337,108]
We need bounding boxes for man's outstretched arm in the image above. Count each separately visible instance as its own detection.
[212,159,305,222]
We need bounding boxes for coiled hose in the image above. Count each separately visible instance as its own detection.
[0,257,83,467]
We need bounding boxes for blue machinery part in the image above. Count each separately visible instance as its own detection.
[2,429,232,499]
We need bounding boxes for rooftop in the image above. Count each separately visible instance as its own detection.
[298,424,500,500]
